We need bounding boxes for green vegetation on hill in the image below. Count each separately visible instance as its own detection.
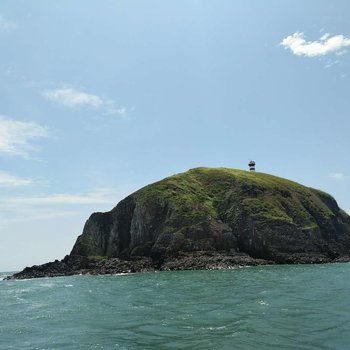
[135,167,336,228]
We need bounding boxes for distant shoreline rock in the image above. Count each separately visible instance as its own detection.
[6,252,350,280]
[7,167,350,280]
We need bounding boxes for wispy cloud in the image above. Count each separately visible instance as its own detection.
[0,14,18,32]
[39,193,112,205]
[0,204,81,226]
[9,188,118,205]
[43,88,103,108]
[0,188,124,224]
[328,172,347,181]
[104,102,130,117]
[281,32,350,57]
[324,59,339,69]
[43,87,130,117]
[0,115,49,158]
[0,171,33,187]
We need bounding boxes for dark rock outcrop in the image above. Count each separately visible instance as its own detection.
[8,167,350,279]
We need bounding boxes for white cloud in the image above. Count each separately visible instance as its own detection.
[281,32,350,57]
[109,107,128,116]
[104,101,129,117]
[43,87,131,117]
[0,171,33,187]
[43,88,103,108]
[4,188,119,206]
[324,59,339,69]
[0,188,123,225]
[0,184,139,227]
[328,172,347,180]
[0,14,18,31]
[0,115,49,158]
[14,193,114,205]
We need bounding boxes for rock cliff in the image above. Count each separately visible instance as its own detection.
[9,168,350,279]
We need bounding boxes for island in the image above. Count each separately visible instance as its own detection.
[8,167,350,279]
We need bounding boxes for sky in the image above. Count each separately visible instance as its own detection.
[0,0,349,271]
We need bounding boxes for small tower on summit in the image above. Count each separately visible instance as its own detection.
[248,160,256,172]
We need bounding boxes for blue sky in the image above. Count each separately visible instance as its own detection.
[0,0,349,271]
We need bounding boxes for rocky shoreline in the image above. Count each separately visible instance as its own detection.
[5,251,350,280]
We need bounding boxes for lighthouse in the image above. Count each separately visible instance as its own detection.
[248,160,256,172]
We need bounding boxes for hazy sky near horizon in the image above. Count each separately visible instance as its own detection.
[0,0,350,271]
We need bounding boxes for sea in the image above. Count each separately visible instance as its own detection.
[1,263,350,350]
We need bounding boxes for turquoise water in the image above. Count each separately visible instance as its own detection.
[1,264,350,349]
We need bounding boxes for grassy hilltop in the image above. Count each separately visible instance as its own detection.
[135,167,345,228]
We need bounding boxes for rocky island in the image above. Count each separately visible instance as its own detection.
[8,167,350,279]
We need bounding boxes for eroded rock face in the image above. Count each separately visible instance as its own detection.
[71,196,136,258]
[71,198,239,263]
[8,168,350,279]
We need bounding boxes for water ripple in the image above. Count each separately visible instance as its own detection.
[1,264,350,349]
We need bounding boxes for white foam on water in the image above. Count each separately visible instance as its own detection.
[14,279,32,282]
[208,326,227,330]
[39,283,55,288]
[200,326,227,331]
